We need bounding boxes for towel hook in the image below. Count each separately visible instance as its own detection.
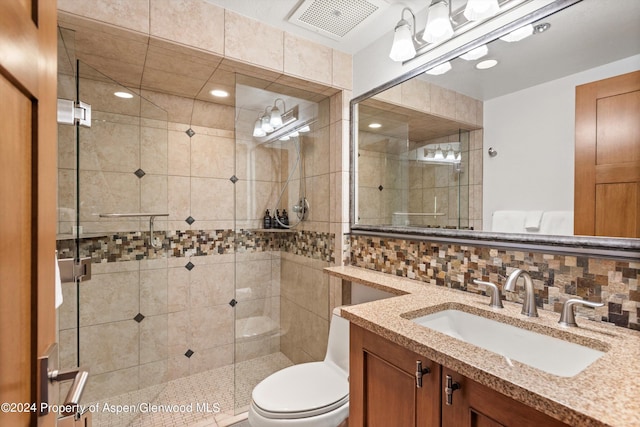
[488,147,498,157]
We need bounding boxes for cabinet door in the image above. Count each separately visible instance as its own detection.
[350,324,441,427]
[441,368,570,427]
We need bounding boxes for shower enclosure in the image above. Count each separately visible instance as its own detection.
[56,23,332,427]
[356,102,471,229]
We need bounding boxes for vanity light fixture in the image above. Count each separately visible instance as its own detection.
[389,0,517,63]
[210,89,229,97]
[420,142,461,164]
[423,0,454,44]
[114,91,133,99]
[261,119,314,144]
[253,99,298,138]
[425,61,452,75]
[460,44,488,60]
[476,59,498,69]
[464,0,500,21]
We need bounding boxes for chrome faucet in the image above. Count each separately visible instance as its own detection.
[558,298,604,327]
[504,269,538,317]
[473,280,503,309]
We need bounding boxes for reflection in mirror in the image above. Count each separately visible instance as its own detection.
[354,0,640,238]
[356,101,473,229]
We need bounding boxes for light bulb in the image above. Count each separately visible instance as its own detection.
[464,0,499,21]
[389,20,416,62]
[425,61,452,76]
[446,148,456,161]
[261,114,274,133]
[253,118,266,137]
[422,1,453,44]
[500,24,534,42]
[270,106,283,128]
[434,146,445,160]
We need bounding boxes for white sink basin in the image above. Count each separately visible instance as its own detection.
[412,309,604,377]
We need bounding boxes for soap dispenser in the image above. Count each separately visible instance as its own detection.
[263,209,271,229]
[274,210,281,229]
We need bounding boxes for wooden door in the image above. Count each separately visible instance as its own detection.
[575,70,640,237]
[349,324,441,427]
[0,1,58,427]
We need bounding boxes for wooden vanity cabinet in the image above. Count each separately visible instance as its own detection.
[441,367,571,427]
[350,325,572,427]
[350,324,441,427]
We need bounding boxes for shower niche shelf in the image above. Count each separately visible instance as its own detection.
[56,232,111,241]
[253,228,296,233]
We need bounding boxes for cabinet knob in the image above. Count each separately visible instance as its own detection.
[445,375,461,405]
[415,360,430,388]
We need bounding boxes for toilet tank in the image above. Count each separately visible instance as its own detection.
[325,307,350,374]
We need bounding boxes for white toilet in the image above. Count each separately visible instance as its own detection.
[248,307,350,426]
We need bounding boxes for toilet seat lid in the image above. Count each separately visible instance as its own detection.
[252,362,348,418]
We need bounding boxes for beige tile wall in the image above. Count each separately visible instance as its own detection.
[57,75,345,404]
[369,79,483,229]
[56,0,353,404]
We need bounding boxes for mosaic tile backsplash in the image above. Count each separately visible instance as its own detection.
[57,229,335,263]
[350,235,640,330]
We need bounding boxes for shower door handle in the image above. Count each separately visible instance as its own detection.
[39,344,90,417]
[47,368,90,417]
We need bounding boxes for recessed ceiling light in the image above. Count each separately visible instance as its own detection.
[368,123,382,129]
[476,59,498,70]
[210,89,229,98]
[460,44,488,61]
[114,91,133,99]
[425,61,452,76]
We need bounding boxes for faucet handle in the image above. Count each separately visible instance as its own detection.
[473,280,504,309]
[558,298,605,327]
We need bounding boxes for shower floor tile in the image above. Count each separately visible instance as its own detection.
[89,352,293,427]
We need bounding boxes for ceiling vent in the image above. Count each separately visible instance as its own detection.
[288,0,386,40]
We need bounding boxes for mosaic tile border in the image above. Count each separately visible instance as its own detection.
[56,229,335,264]
[350,235,640,330]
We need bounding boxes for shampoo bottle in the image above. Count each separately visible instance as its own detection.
[263,209,271,229]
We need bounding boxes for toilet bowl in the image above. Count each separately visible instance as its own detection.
[248,307,349,427]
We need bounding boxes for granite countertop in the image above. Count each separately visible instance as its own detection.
[325,265,640,427]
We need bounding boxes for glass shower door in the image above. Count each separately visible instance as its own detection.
[57,34,170,425]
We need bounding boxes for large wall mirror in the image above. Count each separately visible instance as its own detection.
[351,0,640,253]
